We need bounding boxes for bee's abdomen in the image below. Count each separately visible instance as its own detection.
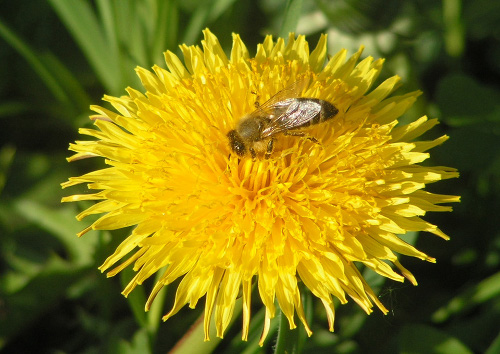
[319,100,339,122]
[296,98,339,128]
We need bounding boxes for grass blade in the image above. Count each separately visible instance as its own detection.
[49,0,123,94]
[279,0,303,37]
[0,18,88,111]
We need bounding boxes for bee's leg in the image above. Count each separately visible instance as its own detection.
[251,90,260,108]
[265,139,274,159]
[284,131,319,144]
[285,131,303,136]
[250,147,257,160]
[307,136,319,144]
[226,155,232,173]
[250,91,260,109]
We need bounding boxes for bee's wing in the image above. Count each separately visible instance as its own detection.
[261,98,322,137]
[244,77,313,137]
[257,77,310,108]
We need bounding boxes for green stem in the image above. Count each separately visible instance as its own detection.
[274,308,300,354]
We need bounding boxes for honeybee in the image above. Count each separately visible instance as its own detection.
[227,78,339,159]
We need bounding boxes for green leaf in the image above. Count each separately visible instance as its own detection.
[12,199,96,266]
[443,0,465,57]
[181,1,213,46]
[0,254,89,349]
[279,0,303,37]
[464,0,500,40]
[117,328,152,354]
[170,298,242,354]
[0,18,90,113]
[39,52,92,117]
[0,146,16,196]
[436,74,500,127]
[485,331,500,354]
[227,302,278,354]
[432,271,500,323]
[151,0,179,63]
[120,267,148,328]
[315,0,403,34]
[181,0,239,46]
[117,1,149,67]
[399,324,474,354]
[434,126,500,172]
[0,101,30,118]
[49,0,123,94]
[208,0,240,22]
[146,271,168,336]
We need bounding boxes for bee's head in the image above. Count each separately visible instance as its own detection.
[227,130,246,156]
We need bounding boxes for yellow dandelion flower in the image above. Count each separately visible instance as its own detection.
[62,29,459,344]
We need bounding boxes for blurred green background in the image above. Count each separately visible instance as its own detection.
[1,0,500,353]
